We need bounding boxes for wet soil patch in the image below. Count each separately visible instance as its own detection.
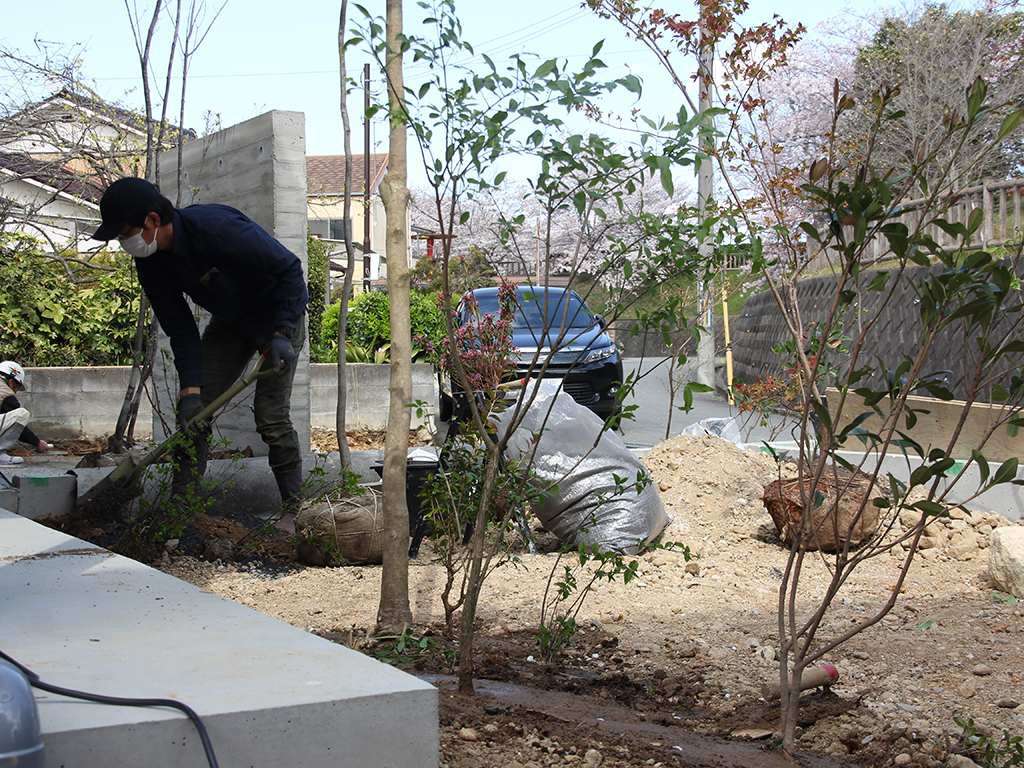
[362,628,866,768]
[36,506,299,572]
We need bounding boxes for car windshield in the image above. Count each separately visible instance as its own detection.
[470,290,596,330]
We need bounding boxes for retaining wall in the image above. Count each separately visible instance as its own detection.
[18,363,435,440]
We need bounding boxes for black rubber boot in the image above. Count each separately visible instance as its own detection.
[273,466,304,533]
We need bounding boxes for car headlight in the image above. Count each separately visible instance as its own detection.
[582,344,616,365]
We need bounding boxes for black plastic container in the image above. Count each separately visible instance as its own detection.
[370,459,439,556]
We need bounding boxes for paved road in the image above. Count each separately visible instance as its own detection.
[616,356,796,449]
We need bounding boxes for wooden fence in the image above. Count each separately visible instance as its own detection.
[806,178,1024,270]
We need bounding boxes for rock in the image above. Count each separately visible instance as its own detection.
[894,754,912,765]
[947,755,983,768]
[203,536,233,562]
[989,526,1024,598]
[950,541,980,560]
[958,678,978,698]
[996,698,1021,708]
[459,727,479,741]
[970,664,994,676]
[685,562,701,576]
[164,538,180,552]
[584,748,603,767]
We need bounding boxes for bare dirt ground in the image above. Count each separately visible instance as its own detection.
[55,430,1024,767]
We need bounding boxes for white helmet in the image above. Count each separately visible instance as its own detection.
[0,361,26,390]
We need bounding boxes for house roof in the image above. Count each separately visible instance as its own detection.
[6,88,197,147]
[0,150,104,205]
[307,154,389,197]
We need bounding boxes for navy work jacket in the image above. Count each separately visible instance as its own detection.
[136,204,308,389]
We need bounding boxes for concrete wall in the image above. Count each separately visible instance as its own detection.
[17,367,155,440]
[154,110,311,454]
[18,363,434,440]
[309,362,435,430]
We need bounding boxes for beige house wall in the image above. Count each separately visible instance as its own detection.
[308,193,414,296]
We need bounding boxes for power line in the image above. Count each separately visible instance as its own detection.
[89,5,642,85]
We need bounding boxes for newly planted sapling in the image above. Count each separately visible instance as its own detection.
[536,538,691,663]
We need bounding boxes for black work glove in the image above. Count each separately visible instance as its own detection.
[176,393,205,430]
[269,332,297,374]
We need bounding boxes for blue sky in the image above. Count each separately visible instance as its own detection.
[2,0,883,186]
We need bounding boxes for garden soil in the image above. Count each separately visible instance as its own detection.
[50,431,1024,768]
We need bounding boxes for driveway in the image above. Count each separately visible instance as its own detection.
[617,356,797,449]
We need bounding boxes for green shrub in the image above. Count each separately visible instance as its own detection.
[306,234,333,349]
[315,290,445,364]
[0,232,140,366]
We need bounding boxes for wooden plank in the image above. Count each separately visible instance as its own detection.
[826,387,1024,462]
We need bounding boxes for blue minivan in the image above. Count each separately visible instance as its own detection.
[439,285,623,422]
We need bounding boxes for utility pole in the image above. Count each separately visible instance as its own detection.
[695,7,716,389]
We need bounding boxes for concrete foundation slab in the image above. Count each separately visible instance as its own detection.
[11,474,76,519]
[0,511,438,768]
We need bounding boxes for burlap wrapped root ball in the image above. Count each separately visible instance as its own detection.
[763,467,886,552]
[295,486,384,566]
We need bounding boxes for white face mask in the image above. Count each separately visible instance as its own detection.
[119,230,158,259]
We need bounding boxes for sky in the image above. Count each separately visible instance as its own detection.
[1,0,888,188]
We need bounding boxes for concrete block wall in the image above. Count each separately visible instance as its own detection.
[154,110,311,455]
[18,363,435,440]
[17,366,154,439]
[309,362,436,430]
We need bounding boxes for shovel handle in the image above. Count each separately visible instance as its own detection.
[126,353,274,484]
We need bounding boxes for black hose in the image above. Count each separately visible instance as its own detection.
[0,650,219,768]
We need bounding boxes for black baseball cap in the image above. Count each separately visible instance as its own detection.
[93,177,162,241]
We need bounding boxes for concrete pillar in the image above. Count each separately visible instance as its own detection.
[154,111,311,455]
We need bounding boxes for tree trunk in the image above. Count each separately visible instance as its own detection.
[336,0,355,468]
[456,443,503,694]
[376,0,413,635]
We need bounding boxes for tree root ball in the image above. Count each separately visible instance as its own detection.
[763,466,886,551]
[295,486,384,566]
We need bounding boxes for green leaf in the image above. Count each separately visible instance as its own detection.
[912,499,945,516]
[991,457,1019,487]
[966,207,984,235]
[620,74,642,94]
[972,449,990,486]
[997,108,1024,141]
[533,59,557,79]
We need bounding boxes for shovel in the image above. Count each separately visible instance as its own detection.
[76,353,276,516]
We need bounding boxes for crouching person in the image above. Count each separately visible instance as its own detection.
[0,361,50,466]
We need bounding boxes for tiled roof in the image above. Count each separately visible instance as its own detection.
[307,154,389,196]
[0,151,104,204]
[11,88,196,145]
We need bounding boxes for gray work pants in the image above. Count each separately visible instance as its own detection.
[173,314,306,491]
